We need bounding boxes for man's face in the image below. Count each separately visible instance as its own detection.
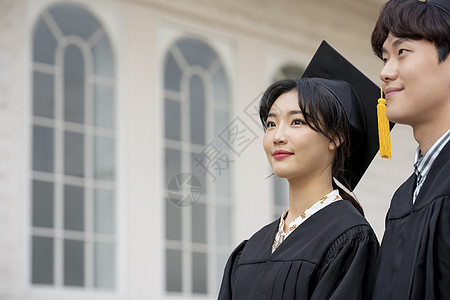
[380,33,450,127]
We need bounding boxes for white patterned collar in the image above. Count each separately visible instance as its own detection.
[272,189,342,253]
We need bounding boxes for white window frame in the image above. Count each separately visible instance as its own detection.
[159,25,236,298]
[26,1,125,298]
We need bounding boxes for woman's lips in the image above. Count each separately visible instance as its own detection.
[273,150,294,160]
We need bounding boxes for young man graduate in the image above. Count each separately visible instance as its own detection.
[371,0,450,299]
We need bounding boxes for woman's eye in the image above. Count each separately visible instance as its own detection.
[382,57,389,64]
[266,121,276,128]
[398,49,407,55]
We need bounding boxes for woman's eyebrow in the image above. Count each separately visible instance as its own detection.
[268,110,302,118]
[288,110,302,116]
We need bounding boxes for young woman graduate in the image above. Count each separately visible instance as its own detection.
[371,0,450,299]
[218,41,381,300]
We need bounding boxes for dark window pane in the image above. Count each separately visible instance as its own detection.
[33,71,54,118]
[33,125,54,172]
[64,239,84,286]
[94,84,114,129]
[33,19,57,65]
[272,64,305,83]
[94,242,115,289]
[165,99,181,140]
[277,64,304,81]
[92,35,114,78]
[216,205,231,246]
[32,180,54,228]
[166,249,182,292]
[165,148,181,186]
[32,236,54,284]
[164,52,182,92]
[94,136,115,181]
[214,110,229,145]
[94,189,114,234]
[212,67,229,103]
[49,4,100,40]
[64,185,84,231]
[215,172,231,198]
[192,252,208,294]
[165,199,182,241]
[178,38,217,70]
[64,130,84,177]
[64,45,85,124]
[190,152,208,196]
[216,254,228,292]
[192,203,206,243]
[274,176,288,206]
[189,75,205,145]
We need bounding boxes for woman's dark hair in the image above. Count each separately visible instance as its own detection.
[371,0,450,62]
[259,78,364,216]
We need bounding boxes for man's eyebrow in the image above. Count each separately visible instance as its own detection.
[381,38,410,54]
[392,38,409,48]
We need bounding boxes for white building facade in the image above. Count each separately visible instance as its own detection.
[0,0,417,299]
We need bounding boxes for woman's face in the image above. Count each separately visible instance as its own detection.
[263,91,336,182]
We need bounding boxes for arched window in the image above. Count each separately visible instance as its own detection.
[164,37,233,296]
[31,3,116,289]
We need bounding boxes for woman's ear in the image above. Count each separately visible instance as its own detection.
[328,136,342,151]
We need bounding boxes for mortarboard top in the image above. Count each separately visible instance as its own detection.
[302,40,394,191]
[428,0,450,16]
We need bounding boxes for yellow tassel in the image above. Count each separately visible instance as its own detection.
[377,87,391,158]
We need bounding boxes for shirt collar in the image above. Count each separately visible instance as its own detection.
[414,129,450,180]
[277,189,342,232]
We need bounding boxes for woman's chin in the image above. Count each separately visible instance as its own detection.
[272,170,291,179]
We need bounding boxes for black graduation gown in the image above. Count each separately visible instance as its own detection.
[373,142,450,300]
[218,200,379,300]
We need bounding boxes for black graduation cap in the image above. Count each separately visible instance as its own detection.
[429,0,450,15]
[301,40,393,191]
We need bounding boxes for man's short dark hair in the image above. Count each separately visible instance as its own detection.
[371,0,450,62]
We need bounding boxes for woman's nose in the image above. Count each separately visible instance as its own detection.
[273,128,287,145]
